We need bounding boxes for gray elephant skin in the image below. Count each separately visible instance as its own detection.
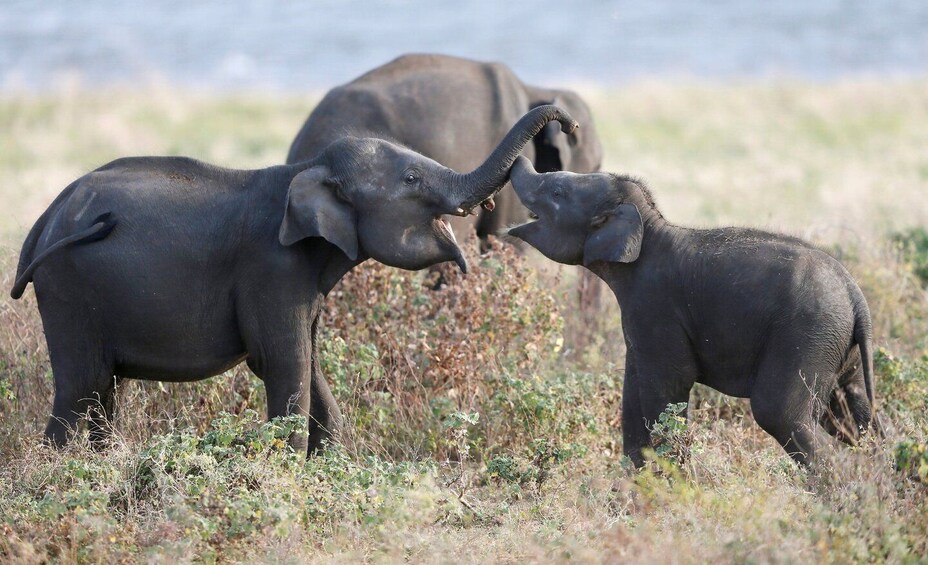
[11,106,578,453]
[287,53,603,244]
[507,157,874,467]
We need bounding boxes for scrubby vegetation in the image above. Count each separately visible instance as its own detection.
[1,82,927,562]
[894,227,928,288]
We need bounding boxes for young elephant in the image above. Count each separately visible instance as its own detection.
[507,156,874,467]
[11,106,578,453]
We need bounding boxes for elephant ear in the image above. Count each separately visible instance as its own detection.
[279,166,359,260]
[583,203,643,266]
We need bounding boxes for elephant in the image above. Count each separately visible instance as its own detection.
[507,156,875,467]
[286,53,603,245]
[10,105,578,453]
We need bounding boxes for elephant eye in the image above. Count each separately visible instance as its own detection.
[591,214,609,228]
[404,172,420,185]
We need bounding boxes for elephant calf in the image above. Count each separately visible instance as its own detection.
[11,106,578,453]
[507,156,875,467]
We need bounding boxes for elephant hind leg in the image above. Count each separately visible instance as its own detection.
[41,306,113,448]
[821,346,872,444]
[45,387,85,448]
[88,379,120,449]
[751,357,836,466]
[45,363,114,448]
[751,393,828,467]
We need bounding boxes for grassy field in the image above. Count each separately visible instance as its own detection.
[0,81,927,563]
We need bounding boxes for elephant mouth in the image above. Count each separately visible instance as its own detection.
[515,196,541,225]
[435,215,457,242]
[433,216,468,273]
[508,204,541,238]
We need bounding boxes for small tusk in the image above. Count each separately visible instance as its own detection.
[456,207,465,215]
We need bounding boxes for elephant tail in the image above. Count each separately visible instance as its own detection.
[10,211,116,300]
[851,286,875,407]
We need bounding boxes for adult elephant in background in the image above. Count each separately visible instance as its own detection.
[12,106,578,454]
[286,53,603,244]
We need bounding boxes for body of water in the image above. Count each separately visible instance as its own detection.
[1,0,926,90]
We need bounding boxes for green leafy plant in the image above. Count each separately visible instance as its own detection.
[648,402,696,466]
[874,348,928,434]
[0,376,13,401]
[894,439,928,484]
[318,238,574,460]
[892,227,928,287]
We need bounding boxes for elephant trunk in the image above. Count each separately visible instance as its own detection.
[447,105,578,214]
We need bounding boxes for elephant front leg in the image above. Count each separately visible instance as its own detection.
[307,317,343,454]
[239,278,335,455]
[621,346,695,468]
[621,352,650,468]
[248,353,313,453]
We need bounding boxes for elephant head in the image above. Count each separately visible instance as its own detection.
[508,156,653,267]
[280,105,578,273]
[529,89,603,174]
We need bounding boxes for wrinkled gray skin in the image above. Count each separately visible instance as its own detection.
[287,53,603,244]
[11,106,578,453]
[508,157,875,467]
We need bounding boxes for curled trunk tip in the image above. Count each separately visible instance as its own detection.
[541,104,581,135]
[450,104,580,210]
[528,104,580,135]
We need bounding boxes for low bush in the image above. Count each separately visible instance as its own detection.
[893,227,928,287]
[320,237,617,462]
[0,410,449,562]
[874,347,928,435]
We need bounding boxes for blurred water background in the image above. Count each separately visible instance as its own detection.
[1,0,926,91]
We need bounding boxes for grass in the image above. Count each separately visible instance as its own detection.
[0,80,927,562]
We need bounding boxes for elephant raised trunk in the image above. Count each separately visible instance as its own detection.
[447,104,578,215]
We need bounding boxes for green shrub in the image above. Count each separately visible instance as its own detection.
[894,439,928,484]
[892,227,928,286]
[319,238,595,460]
[648,402,697,466]
[1,411,446,561]
[874,348,928,434]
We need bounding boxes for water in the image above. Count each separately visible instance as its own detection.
[1,0,926,90]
